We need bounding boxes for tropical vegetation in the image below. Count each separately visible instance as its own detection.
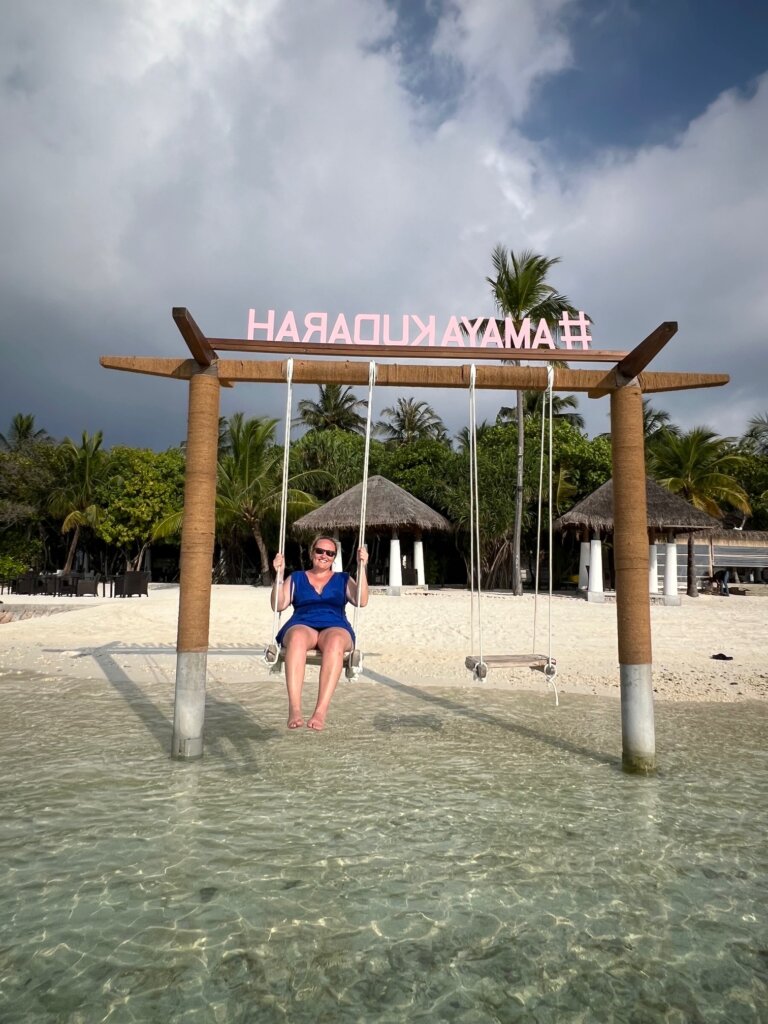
[376,397,448,445]
[1,396,766,591]
[294,384,368,434]
[647,427,751,596]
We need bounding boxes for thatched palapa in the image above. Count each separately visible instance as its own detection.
[292,476,451,535]
[555,478,720,535]
[293,476,450,591]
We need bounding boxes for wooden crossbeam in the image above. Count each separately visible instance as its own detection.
[100,355,729,394]
[99,356,198,379]
[635,370,729,394]
[210,338,629,363]
[217,361,603,390]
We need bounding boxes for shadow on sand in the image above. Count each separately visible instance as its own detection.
[43,642,280,761]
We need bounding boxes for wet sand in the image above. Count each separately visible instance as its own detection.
[0,584,765,703]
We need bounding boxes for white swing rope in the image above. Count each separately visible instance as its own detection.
[532,365,559,705]
[347,361,377,677]
[468,364,486,680]
[264,358,294,665]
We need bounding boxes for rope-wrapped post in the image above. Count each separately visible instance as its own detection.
[610,384,656,773]
[172,367,221,760]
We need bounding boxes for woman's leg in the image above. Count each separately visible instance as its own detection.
[282,625,320,728]
[308,628,353,730]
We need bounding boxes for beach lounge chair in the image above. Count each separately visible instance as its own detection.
[114,571,150,597]
[76,575,100,597]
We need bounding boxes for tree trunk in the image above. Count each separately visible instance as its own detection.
[252,522,271,585]
[687,532,698,597]
[62,524,80,573]
[512,391,524,595]
[130,542,149,572]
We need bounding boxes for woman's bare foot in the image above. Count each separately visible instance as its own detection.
[306,710,327,731]
[288,709,304,729]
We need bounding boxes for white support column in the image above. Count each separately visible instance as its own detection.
[332,536,342,573]
[578,541,590,590]
[413,536,425,586]
[587,536,604,602]
[648,543,659,594]
[388,533,402,592]
[663,541,680,605]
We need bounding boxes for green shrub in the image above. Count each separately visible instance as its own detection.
[0,553,29,577]
[0,535,43,577]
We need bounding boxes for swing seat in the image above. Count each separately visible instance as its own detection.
[265,644,363,679]
[465,654,555,679]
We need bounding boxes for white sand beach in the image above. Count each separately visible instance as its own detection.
[0,584,766,703]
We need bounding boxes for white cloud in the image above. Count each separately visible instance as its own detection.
[432,0,574,122]
[1,0,766,448]
[535,75,768,433]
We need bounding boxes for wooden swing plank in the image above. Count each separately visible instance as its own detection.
[465,654,553,670]
[266,645,361,669]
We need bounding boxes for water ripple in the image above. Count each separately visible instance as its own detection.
[0,677,766,1022]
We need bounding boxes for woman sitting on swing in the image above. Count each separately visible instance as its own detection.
[271,536,368,731]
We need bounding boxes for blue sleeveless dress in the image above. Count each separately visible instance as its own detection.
[276,571,355,646]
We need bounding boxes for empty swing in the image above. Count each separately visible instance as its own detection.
[264,360,376,681]
[464,364,558,704]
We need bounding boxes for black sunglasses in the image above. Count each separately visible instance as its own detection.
[314,547,336,558]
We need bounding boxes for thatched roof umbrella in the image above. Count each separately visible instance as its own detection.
[554,478,720,536]
[556,477,720,600]
[293,475,451,536]
[292,475,451,588]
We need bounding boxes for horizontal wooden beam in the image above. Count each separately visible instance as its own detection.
[635,371,729,394]
[100,355,729,395]
[210,338,629,363]
[216,360,729,394]
[100,356,198,379]
[216,360,604,391]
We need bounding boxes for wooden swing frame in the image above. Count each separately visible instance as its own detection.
[102,310,728,771]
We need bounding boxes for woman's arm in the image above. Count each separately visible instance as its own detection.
[347,547,369,607]
[270,553,294,611]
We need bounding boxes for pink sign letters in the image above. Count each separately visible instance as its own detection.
[247,309,592,350]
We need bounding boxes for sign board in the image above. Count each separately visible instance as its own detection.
[247,309,592,351]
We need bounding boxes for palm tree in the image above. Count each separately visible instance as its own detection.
[48,431,110,572]
[648,427,751,596]
[743,412,768,456]
[642,399,679,440]
[295,384,368,434]
[0,413,51,450]
[497,392,585,430]
[486,245,580,594]
[376,397,448,445]
[455,420,494,450]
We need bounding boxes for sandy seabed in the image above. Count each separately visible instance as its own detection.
[0,583,766,705]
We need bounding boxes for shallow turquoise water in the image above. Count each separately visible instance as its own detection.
[1,668,766,1023]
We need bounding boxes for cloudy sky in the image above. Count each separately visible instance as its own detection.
[2,0,767,449]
